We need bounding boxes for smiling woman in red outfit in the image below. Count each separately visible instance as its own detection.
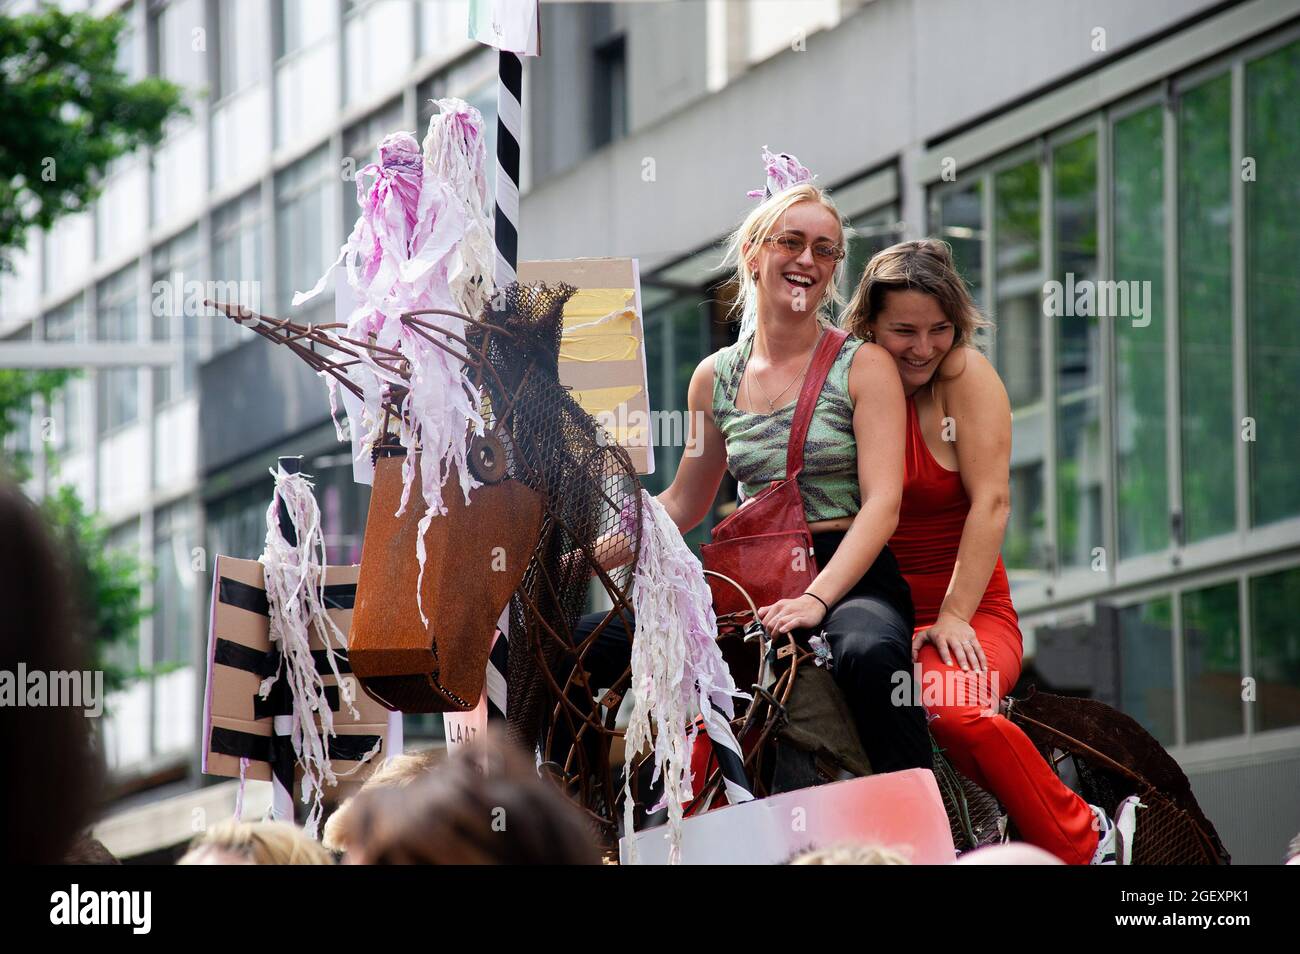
[844,239,1141,864]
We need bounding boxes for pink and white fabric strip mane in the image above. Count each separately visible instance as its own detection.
[619,491,751,865]
[293,100,495,623]
[259,467,379,838]
[745,144,815,200]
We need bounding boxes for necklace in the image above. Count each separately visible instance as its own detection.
[745,328,824,414]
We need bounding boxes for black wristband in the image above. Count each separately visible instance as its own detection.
[804,591,830,614]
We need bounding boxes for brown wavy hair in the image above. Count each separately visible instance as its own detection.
[339,731,600,865]
[843,239,989,348]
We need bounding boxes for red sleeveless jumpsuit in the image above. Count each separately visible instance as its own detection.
[891,397,1098,863]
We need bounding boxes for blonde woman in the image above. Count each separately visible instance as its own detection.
[560,177,931,776]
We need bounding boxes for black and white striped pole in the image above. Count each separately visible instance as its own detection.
[492,49,523,287]
[487,46,526,719]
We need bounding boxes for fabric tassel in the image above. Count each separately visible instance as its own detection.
[234,756,249,821]
[619,491,749,864]
[259,466,377,839]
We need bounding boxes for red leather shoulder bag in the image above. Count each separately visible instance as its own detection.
[701,327,849,618]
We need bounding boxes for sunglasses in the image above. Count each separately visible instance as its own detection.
[763,232,845,263]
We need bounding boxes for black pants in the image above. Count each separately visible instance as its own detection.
[557,533,932,775]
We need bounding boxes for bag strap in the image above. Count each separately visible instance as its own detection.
[787,327,849,478]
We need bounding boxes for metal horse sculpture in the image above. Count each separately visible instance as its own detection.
[208,284,648,837]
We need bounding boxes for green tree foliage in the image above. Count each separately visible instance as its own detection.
[0,6,186,272]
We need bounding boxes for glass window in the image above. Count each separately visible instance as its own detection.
[0,245,40,325]
[95,161,148,262]
[151,123,205,227]
[593,34,627,149]
[930,181,984,309]
[277,0,336,59]
[105,520,144,674]
[1118,596,1175,746]
[1248,565,1300,732]
[207,485,270,578]
[1181,579,1243,743]
[42,212,93,298]
[843,205,904,310]
[344,0,412,106]
[274,2,338,147]
[276,147,335,315]
[1245,40,1300,527]
[115,17,140,81]
[312,457,373,564]
[211,190,264,353]
[43,295,87,344]
[97,266,141,435]
[994,159,1047,580]
[50,377,89,456]
[217,0,268,100]
[1112,105,1169,559]
[152,503,198,667]
[1178,73,1235,543]
[153,0,207,99]
[418,0,470,58]
[1052,133,1102,572]
[43,297,88,453]
[152,228,202,406]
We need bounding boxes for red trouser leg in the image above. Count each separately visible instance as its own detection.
[916,614,1099,865]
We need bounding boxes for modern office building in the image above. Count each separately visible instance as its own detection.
[2,0,1297,862]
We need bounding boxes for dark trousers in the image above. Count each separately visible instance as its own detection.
[559,590,932,776]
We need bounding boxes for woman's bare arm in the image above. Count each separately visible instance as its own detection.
[934,349,1012,626]
[592,354,729,574]
[803,342,906,607]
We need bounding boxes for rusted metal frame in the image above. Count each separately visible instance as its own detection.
[1007,708,1151,790]
[512,584,620,750]
[400,320,524,437]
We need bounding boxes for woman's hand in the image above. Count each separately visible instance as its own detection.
[912,612,987,672]
[757,594,828,635]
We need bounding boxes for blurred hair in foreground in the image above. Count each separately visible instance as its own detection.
[339,730,600,865]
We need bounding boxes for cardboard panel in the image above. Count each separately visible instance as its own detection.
[202,556,390,783]
[517,258,654,475]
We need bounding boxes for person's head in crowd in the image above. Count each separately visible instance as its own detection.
[0,481,103,864]
[178,820,334,865]
[322,748,443,854]
[953,843,1064,865]
[787,842,912,865]
[64,833,120,865]
[340,731,600,864]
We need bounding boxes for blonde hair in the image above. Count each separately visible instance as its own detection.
[844,239,989,349]
[788,842,912,865]
[179,820,334,865]
[722,183,849,339]
[322,748,443,853]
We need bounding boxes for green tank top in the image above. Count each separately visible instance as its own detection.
[712,330,864,523]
